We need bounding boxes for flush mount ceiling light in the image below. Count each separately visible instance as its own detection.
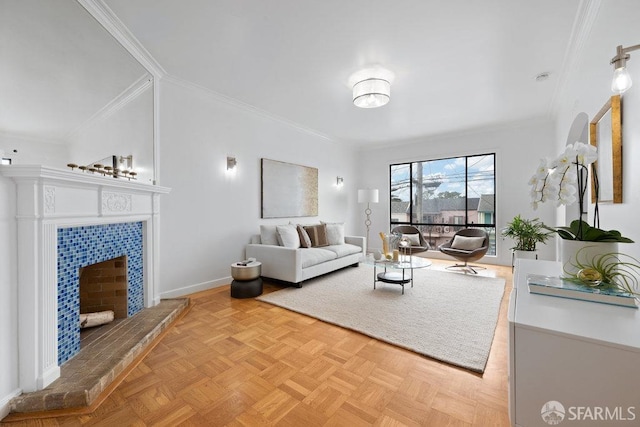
[611,43,640,94]
[353,77,390,108]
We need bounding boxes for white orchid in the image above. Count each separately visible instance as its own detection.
[530,141,597,210]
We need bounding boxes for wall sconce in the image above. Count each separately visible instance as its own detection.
[226,156,237,171]
[119,155,133,171]
[336,176,344,188]
[611,43,640,94]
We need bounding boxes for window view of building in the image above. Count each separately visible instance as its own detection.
[390,154,496,255]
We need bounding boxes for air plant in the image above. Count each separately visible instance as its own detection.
[564,247,640,297]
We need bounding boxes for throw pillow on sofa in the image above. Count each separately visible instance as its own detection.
[296,225,312,248]
[276,225,301,248]
[303,224,329,247]
[260,225,280,246]
[321,221,345,245]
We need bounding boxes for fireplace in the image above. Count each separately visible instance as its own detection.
[58,223,144,364]
[0,165,170,392]
[80,256,128,319]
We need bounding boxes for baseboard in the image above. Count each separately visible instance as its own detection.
[0,388,22,421]
[158,276,230,299]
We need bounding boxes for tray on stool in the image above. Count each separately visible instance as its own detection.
[230,260,263,298]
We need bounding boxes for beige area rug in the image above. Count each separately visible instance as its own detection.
[257,265,505,373]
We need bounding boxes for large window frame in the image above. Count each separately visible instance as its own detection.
[390,153,497,255]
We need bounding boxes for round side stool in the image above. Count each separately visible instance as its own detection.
[230,261,263,298]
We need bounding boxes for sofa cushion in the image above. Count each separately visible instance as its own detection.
[260,225,280,246]
[296,225,312,248]
[301,248,338,268]
[322,221,345,245]
[276,225,300,248]
[323,244,362,258]
[304,224,329,247]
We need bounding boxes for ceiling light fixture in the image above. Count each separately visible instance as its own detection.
[353,78,390,108]
[611,43,640,94]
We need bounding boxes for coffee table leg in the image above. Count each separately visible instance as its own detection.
[373,263,376,290]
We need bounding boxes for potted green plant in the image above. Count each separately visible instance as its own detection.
[502,215,551,260]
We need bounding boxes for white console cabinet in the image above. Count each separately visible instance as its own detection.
[508,259,640,427]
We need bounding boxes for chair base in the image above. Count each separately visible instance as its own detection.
[445,263,486,274]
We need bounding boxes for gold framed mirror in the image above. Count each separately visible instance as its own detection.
[590,94,622,203]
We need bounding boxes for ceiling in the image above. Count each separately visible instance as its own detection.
[102,0,584,146]
[4,0,585,147]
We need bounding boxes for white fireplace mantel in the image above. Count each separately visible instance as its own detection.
[0,165,170,392]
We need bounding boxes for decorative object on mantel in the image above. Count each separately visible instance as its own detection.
[529,141,633,272]
[66,154,137,180]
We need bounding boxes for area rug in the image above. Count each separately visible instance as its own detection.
[257,266,505,373]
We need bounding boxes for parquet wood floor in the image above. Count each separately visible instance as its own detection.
[6,261,512,426]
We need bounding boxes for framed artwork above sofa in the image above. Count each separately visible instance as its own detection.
[261,158,318,218]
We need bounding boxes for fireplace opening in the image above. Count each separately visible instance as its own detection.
[79,256,128,346]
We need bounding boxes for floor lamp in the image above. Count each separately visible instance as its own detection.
[358,189,379,253]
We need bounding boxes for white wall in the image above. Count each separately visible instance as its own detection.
[0,177,19,418]
[156,79,358,297]
[0,135,69,166]
[555,0,640,261]
[355,119,558,266]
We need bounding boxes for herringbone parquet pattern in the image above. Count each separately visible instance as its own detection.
[8,261,512,426]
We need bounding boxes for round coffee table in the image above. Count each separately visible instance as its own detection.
[230,261,263,298]
[373,256,432,294]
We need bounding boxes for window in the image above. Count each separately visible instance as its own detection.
[390,153,496,255]
[1,158,10,165]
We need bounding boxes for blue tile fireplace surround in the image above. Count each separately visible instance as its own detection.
[57,222,143,364]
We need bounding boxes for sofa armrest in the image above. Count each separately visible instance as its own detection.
[245,244,303,283]
[345,236,366,257]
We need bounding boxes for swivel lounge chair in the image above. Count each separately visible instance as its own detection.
[391,225,430,255]
[438,228,489,274]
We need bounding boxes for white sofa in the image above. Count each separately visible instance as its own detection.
[245,225,365,287]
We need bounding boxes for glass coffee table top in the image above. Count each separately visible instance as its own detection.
[371,256,432,270]
[368,256,432,294]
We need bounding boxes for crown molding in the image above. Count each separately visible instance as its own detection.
[548,0,602,116]
[162,74,340,144]
[65,74,152,141]
[77,0,166,79]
